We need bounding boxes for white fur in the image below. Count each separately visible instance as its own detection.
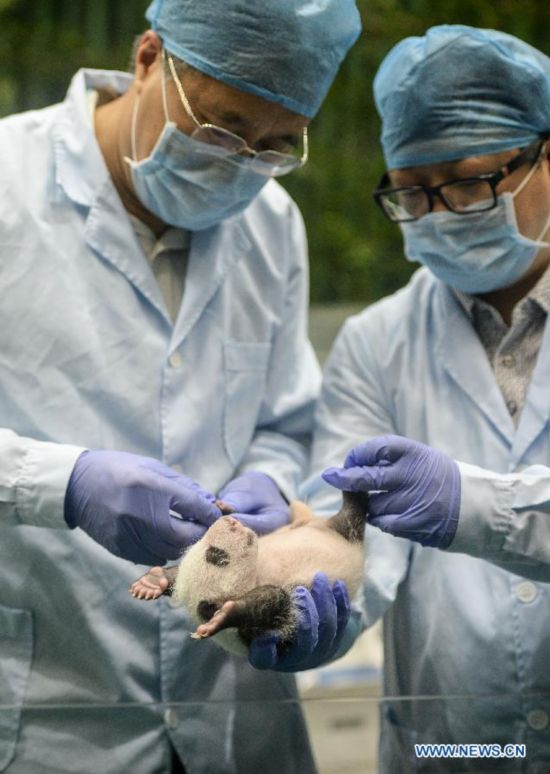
[172,504,366,655]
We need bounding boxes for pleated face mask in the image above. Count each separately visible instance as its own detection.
[125,59,269,231]
[401,156,550,294]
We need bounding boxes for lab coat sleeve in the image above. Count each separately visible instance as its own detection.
[236,204,321,500]
[447,461,550,580]
[0,428,85,528]
[302,315,413,629]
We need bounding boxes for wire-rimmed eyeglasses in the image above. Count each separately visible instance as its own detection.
[373,138,546,223]
[163,49,309,178]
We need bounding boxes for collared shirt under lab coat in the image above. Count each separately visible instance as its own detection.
[307,267,550,772]
[0,69,321,773]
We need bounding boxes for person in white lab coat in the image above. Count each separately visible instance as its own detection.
[306,25,550,772]
[0,1,362,772]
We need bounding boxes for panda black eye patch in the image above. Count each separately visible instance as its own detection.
[205,546,230,566]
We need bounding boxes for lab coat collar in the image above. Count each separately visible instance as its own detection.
[52,67,253,337]
[52,68,134,208]
[53,68,170,321]
[510,315,550,464]
[435,281,516,447]
[436,280,550,465]
[83,169,252,338]
[169,220,252,352]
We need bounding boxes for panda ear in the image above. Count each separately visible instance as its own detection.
[197,599,220,622]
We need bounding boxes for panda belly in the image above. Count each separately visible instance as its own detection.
[256,524,364,596]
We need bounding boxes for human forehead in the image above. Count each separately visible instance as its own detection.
[388,146,522,187]
[169,63,309,137]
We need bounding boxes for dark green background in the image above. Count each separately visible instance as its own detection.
[1,0,548,303]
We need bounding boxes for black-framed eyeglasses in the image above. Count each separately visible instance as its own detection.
[163,49,309,178]
[373,138,546,223]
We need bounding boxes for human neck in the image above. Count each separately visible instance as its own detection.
[94,91,168,237]
[477,252,550,326]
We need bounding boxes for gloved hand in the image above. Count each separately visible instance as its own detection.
[218,471,289,534]
[248,572,359,672]
[64,450,222,564]
[322,435,461,548]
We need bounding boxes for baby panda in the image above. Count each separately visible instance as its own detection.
[130,491,369,656]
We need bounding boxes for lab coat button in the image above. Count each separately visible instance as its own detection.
[516,581,537,603]
[169,352,183,369]
[527,710,549,731]
[164,708,179,729]
[506,400,518,415]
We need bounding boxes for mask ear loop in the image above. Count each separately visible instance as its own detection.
[125,50,169,166]
[160,48,171,122]
[537,142,550,243]
[510,142,550,245]
[511,147,543,199]
[129,93,139,162]
[122,93,140,167]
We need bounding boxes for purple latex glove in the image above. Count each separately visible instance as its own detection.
[322,435,461,548]
[218,471,290,534]
[248,572,358,672]
[64,450,221,564]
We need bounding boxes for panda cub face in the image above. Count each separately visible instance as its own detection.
[172,516,259,622]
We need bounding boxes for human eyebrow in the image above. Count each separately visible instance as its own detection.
[200,108,301,150]
[214,110,251,129]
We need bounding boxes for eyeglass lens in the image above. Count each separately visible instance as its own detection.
[191,126,247,154]
[166,51,306,177]
[191,125,304,176]
[382,179,497,222]
[191,127,304,176]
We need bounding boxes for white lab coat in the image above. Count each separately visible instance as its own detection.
[307,267,550,772]
[0,69,321,773]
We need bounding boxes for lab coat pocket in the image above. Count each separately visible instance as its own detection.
[223,341,271,467]
[0,605,33,771]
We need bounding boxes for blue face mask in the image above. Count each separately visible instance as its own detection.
[124,70,268,231]
[401,161,550,294]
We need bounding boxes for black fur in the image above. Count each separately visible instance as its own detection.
[205,545,231,567]
[327,490,369,543]
[197,599,221,622]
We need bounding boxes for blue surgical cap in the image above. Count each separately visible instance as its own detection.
[374,25,550,169]
[145,0,362,119]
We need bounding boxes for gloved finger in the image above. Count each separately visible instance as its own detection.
[324,462,408,493]
[139,459,218,502]
[367,512,403,536]
[228,509,290,534]
[166,520,207,550]
[104,527,168,567]
[219,490,263,514]
[321,581,351,663]
[329,580,351,654]
[343,435,413,468]
[275,586,319,669]
[309,573,338,654]
[248,632,280,670]
[322,465,387,493]
[365,490,399,518]
[167,488,222,527]
[174,477,217,503]
[133,511,207,561]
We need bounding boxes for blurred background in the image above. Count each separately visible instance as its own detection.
[1,0,548,309]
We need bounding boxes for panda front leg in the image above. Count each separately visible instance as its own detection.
[191,584,297,649]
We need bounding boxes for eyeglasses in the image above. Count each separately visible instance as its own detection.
[373,139,546,223]
[163,50,309,177]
